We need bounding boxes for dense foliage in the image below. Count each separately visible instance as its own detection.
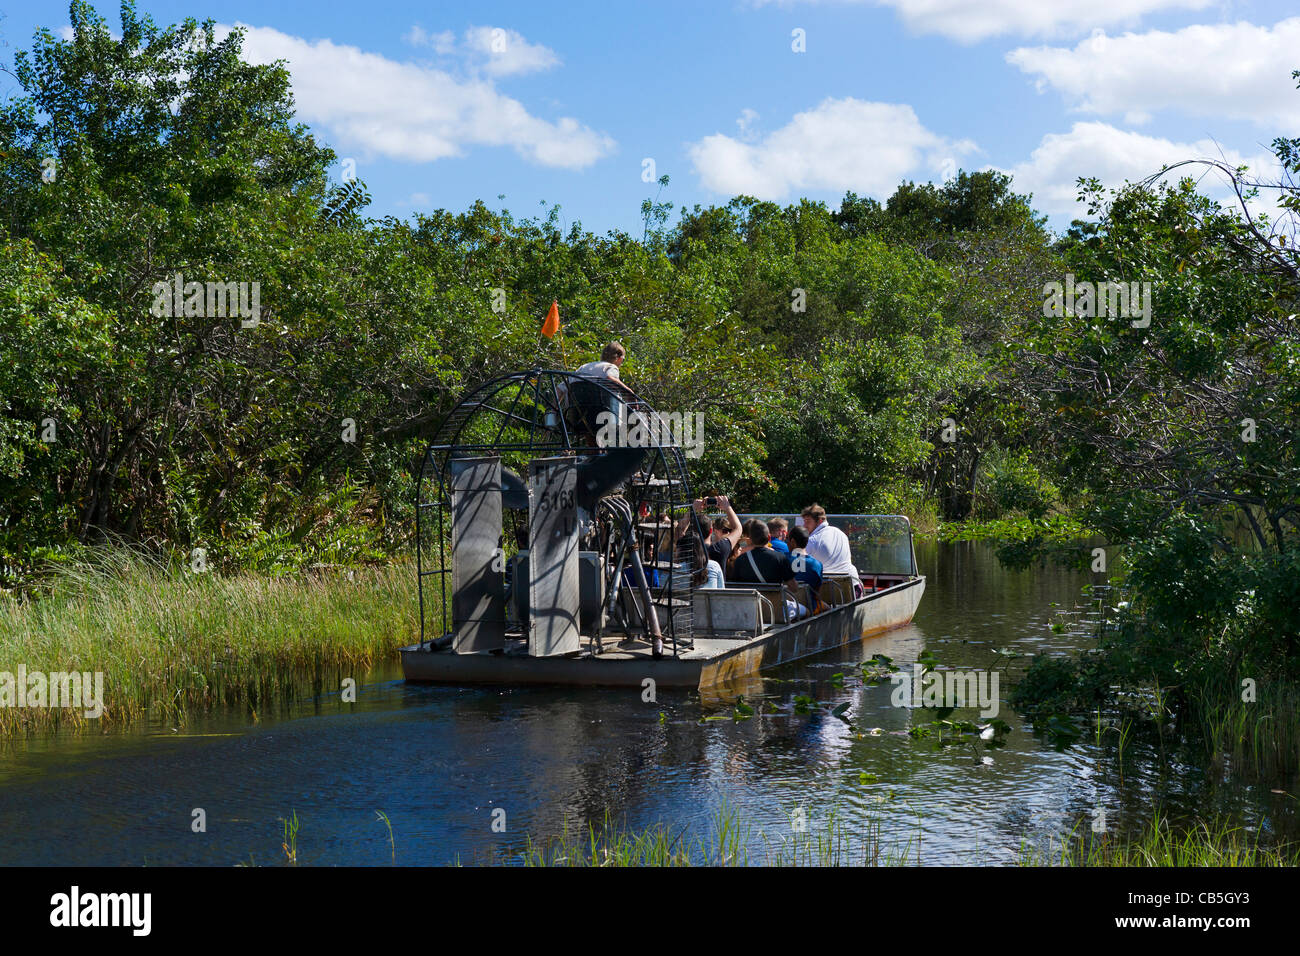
[1009,153,1300,706]
[0,3,1062,582]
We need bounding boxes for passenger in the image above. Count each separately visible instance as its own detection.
[801,503,862,597]
[726,524,750,579]
[675,504,724,589]
[767,517,790,555]
[729,519,805,619]
[704,495,742,577]
[787,525,825,612]
[689,534,725,589]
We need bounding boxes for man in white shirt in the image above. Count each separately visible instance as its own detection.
[801,503,862,597]
[576,341,625,381]
[559,341,628,414]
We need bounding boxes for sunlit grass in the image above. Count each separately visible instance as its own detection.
[1021,812,1300,867]
[518,807,1294,868]
[518,807,915,867]
[0,549,421,735]
[237,806,1293,868]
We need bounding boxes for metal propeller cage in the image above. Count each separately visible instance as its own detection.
[414,369,705,656]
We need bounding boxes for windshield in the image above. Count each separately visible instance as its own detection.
[733,513,917,576]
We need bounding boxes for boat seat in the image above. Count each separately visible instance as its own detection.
[822,574,859,606]
[724,581,809,625]
[792,581,819,615]
[693,588,771,639]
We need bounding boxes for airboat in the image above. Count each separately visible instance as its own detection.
[399,369,925,692]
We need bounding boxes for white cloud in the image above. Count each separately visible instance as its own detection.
[403,26,455,54]
[998,122,1284,218]
[226,24,612,169]
[403,24,560,77]
[688,97,977,199]
[463,26,560,77]
[752,0,1213,43]
[1007,19,1300,128]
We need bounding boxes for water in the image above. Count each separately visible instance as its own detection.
[0,540,1292,865]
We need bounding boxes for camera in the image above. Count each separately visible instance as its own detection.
[703,496,719,507]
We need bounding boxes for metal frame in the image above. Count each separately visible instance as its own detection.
[415,369,706,657]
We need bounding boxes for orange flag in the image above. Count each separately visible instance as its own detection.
[541,299,560,339]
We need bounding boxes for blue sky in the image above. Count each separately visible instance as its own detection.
[5,1,1299,235]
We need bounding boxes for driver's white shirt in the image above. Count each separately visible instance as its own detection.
[558,361,620,407]
[805,521,860,584]
[575,360,620,380]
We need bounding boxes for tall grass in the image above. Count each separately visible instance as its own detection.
[1193,677,1300,781]
[0,549,421,734]
[519,807,914,867]
[1022,812,1300,867]
[518,808,1294,868]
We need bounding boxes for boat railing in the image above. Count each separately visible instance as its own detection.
[731,513,919,578]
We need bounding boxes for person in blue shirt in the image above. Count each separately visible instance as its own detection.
[767,517,791,555]
[787,525,824,612]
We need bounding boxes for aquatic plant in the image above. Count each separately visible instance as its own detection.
[1194,676,1300,782]
[792,694,818,714]
[376,811,395,863]
[281,811,300,865]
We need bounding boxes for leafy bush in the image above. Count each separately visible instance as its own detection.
[976,447,1060,519]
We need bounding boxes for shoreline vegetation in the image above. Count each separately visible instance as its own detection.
[517,811,1300,867]
[0,550,419,735]
[442,809,1300,867]
[928,513,1097,545]
[250,806,1300,867]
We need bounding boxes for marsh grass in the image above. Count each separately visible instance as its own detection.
[376,810,396,863]
[1022,812,1300,867]
[519,807,915,867]
[1194,677,1300,782]
[281,810,300,865]
[0,549,421,735]
[246,807,1291,868]
[518,807,1292,868]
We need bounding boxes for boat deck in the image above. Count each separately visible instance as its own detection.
[401,576,926,692]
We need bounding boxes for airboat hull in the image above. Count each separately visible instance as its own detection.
[400,576,924,692]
